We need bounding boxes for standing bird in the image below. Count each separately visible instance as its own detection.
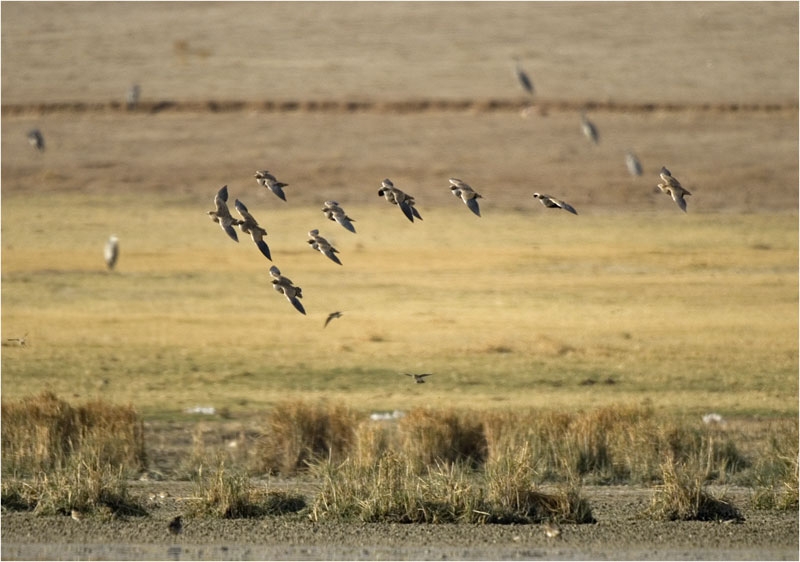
[168,515,182,536]
[625,150,643,177]
[255,170,289,202]
[513,57,534,96]
[580,111,599,144]
[324,311,343,328]
[126,83,140,109]
[405,373,433,384]
[70,509,84,522]
[104,235,119,270]
[269,265,306,315]
[532,193,578,215]
[543,521,562,539]
[657,166,691,213]
[307,229,342,265]
[321,201,356,233]
[234,199,271,260]
[207,185,240,242]
[27,129,45,152]
[377,178,422,222]
[449,178,483,217]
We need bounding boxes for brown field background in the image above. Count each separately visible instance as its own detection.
[1,2,798,419]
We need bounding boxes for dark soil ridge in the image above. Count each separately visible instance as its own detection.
[2,98,797,117]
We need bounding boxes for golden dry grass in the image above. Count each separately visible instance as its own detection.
[1,191,796,417]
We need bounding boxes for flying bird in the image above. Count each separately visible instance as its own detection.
[255,170,289,202]
[532,193,578,215]
[321,200,356,233]
[307,229,342,265]
[580,111,599,144]
[207,185,241,242]
[449,178,482,217]
[234,199,272,260]
[513,57,534,96]
[269,265,306,315]
[657,166,691,212]
[324,311,343,328]
[625,150,643,177]
[168,515,182,535]
[405,373,433,384]
[104,235,119,270]
[27,129,45,152]
[377,178,422,222]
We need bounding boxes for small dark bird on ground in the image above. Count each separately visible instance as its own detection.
[405,373,433,384]
[324,311,343,328]
[168,515,182,535]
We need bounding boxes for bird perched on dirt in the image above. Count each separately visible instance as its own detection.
[307,229,342,265]
[321,201,356,233]
[377,178,423,222]
[234,199,272,260]
[168,515,182,535]
[657,166,691,213]
[513,57,534,96]
[532,193,578,215]
[543,521,562,539]
[580,111,599,144]
[104,235,119,270]
[126,83,140,110]
[27,129,45,152]
[70,509,84,522]
[625,150,643,177]
[255,170,289,202]
[405,373,433,384]
[449,178,482,217]
[269,265,306,315]
[207,185,241,242]
[324,311,343,328]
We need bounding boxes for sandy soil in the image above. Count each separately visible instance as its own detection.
[1,3,798,560]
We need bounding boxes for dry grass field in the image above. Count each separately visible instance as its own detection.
[1,3,798,558]
[1,2,798,419]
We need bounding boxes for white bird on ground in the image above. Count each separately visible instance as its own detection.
[104,235,119,270]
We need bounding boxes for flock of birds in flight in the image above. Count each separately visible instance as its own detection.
[25,60,693,368]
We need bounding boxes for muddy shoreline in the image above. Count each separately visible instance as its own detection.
[2,486,797,561]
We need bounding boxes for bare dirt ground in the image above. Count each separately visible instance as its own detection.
[1,2,798,560]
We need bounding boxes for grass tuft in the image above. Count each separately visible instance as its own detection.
[188,459,306,518]
[647,457,744,521]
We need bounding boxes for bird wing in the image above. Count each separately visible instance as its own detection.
[465,197,481,217]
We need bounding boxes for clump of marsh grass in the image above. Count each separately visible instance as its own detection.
[1,392,146,478]
[187,459,306,518]
[398,408,487,469]
[308,448,594,524]
[252,400,359,475]
[749,421,798,510]
[1,458,146,518]
[647,457,743,522]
